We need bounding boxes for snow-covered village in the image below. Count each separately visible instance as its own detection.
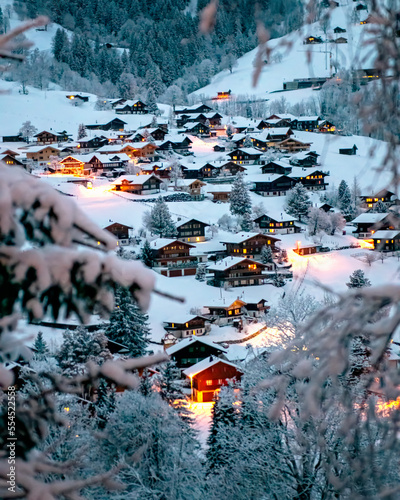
[2,0,400,498]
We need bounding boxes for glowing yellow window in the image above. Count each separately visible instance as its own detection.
[186,323,188,327]
[377,240,381,243]
[243,249,247,254]
[172,323,174,328]
[228,310,232,315]
[386,240,389,243]
[290,222,293,225]
[267,240,271,244]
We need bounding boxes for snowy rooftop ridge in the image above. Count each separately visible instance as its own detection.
[166,336,227,356]
[219,232,280,244]
[351,213,390,223]
[182,356,243,378]
[207,256,266,271]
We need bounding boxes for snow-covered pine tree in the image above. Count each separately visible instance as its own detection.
[33,331,49,359]
[230,173,252,217]
[346,269,372,288]
[140,239,155,268]
[95,378,116,428]
[338,179,353,216]
[195,262,207,281]
[206,387,239,472]
[371,200,388,213]
[139,368,154,396]
[273,273,285,287]
[243,135,252,148]
[57,327,112,377]
[146,196,177,237]
[285,183,312,222]
[77,123,87,140]
[240,211,254,231]
[260,245,273,264]
[105,286,150,357]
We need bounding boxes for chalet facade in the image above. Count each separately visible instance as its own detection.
[208,257,273,287]
[26,145,61,164]
[243,299,270,318]
[227,148,263,165]
[208,186,232,202]
[359,189,396,209]
[0,154,24,167]
[112,174,162,195]
[166,337,226,369]
[251,174,297,196]
[290,151,320,167]
[66,94,89,103]
[205,299,246,325]
[261,161,292,175]
[220,232,280,257]
[293,244,319,256]
[351,213,399,238]
[103,222,133,244]
[292,170,329,191]
[157,136,192,152]
[339,144,358,155]
[163,316,211,340]
[254,213,300,234]
[182,122,210,137]
[183,357,243,402]
[176,218,209,243]
[76,136,108,153]
[150,239,201,277]
[86,118,127,131]
[34,130,70,144]
[132,128,167,142]
[175,104,212,115]
[304,36,323,44]
[220,161,246,176]
[115,100,148,114]
[275,137,312,152]
[59,156,86,175]
[370,231,400,252]
[291,116,321,131]
[175,179,206,200]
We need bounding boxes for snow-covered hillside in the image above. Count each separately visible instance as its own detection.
[192,2,374,102]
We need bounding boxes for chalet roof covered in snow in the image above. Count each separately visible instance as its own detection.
[205,184,233,193]
[25,144,61,153]
[149,238,195,250]
[256,210,297,222]
[369,230,400,239]
[166,336,227,356]
[207,257,266,271]
[351,213,389,224]
[182,356,243,378]
[111,174,160,185]
[220,232,278,244]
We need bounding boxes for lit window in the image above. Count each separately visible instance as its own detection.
[377,240,381,243]
[243,249,247,254]
[206,380,213,386]
[228,310,232,315]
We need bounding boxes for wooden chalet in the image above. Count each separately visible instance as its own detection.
[183,357,243,402]
[157,136,192,152]
[208,257,273,287]
[175,179,206,200]
[334,26,346,33]
[86,118,127,131]
[251,174,297,196]
[150,238,199,277]
[370,231,400,251]
[76,136,108,153]
[182,122,210,137]
[318,203,334,212]
[111,174,162,195]
[35,130,70,144]
[359,189,396,209]
[220,232,280,257]
[291,116,321,131]
[339,144,358,155]
[163,317,211,340]
[59,155,86,175]
[208,185,232,202]
[174,104,212,115]
[261,160,292,175]
[254,213,300,234]
[166,337,226,369]
[243,299,270,318]
[0,154,24,167]
[26,145,61,163]
[293,243,319,256]
[220,161,246,176]
[132,128,167,142]
[317,120,336,132]
[129,142,158,160]
[335,37,348,44]
[205,299,247,325]
[214,145,226,152]
[292,170,329,191]
[66,94,89,102]
[304,36,323,44]
[290,151,320,167]
[351,213,398,238]
[176,218,209,243]
[227,148,263,165]
[275,137,312,152]
[115,100,148,114]
[103,222,133,244]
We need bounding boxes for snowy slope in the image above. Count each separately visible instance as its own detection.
[192,2,374,101]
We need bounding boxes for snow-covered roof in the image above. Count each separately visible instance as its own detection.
[219,232,268,244]
[230,147,263,156]
[175,179,206,188]
[369,230,400,239]
[256,210,297,222]
[207,256,265,271]
[294,116,320,121]
[206,184,233,193]
[182,356,242,378]
[95,144,123,153]
[25,144,61,153]
[351,213,389,224]
[149,238,194,250]
[166,336,227,356]
[175,216,208,227]
[257,127,292,139]
[111,174,160,185]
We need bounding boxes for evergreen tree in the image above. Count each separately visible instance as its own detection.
[240,211,254,231]
[273,273,285,287]
[195,263,207,282]
[57,327,112,377]
[371,200,388,213]
[230,173,252,217]
[77,123,87,140]
[140,239,155,268]
[33,331,49,360]
[338,180,353,216]
[139,368,154,396]
[346,269,372,289]
[146,196,177,237]
[95,378,116,429]
[285,183,312,222]
[52,28,69,63]
[260,245,273,264]
[243,135,253,148]
[207,387,239,472]
[105,286,150,357]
